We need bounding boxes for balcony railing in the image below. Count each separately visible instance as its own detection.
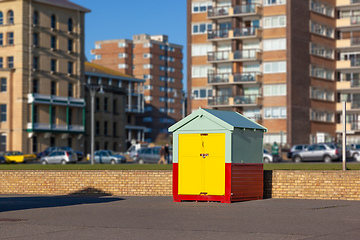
[208,6,230,18]
[208,96,229,106]
[208,27,259,40]
[352,0,360,4]
[234,72,261,82]
[233,94,260,105]
[207,72,261,84]
[233,4,260,14]
[208,94,261,106]
[27,123,84,132]
[350,57,360,66]
[351,15,360,24]
[208,50,230,62]
[351,37,360,45]
[208,73,230,83]
[233,49,261,60]
[28,93,85,107]
[208,29,230,40]
[352,100,360,108]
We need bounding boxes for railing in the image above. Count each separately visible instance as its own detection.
[208,96,229,106]
[352,79,360,87]
[68,125,85,131]
[28,123,84,132]
[234,72,260,82]
[233,94,260,105]
[208,29,230,39]
[208,6,230,17]
[208,73,230,83]
[233,27,259,37]
[233,49,260,60]
[208,27,259,40]
[350,57,360,67]
[352,100,360,108]
[352,0,360,4]
[126,105,143,113]
[351,37,360,45]
[350,15,360,24]
[28,93,85,107]
[207,50,230,61]
[233,3,261,14]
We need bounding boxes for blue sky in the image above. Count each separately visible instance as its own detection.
[71,0,187,89]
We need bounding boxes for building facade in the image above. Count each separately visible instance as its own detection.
[0,0,89,153]
[84,62,145,153]
[90,34,183,143]
[188,0,339,146]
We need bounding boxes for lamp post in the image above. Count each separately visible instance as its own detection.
[86,84,104,165]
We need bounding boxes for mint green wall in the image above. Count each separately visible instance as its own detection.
[231,128,263,164]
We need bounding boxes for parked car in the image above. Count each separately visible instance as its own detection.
[0,152,5,164]
[93,150,126,164]
[4,151,37,163]
[263,149,273,163]
[126,143,149,160]
[291,143,348,163]
[287,144,309,159]
[134,146,172,164]
[38,146,82,161]
[348,144,360,161]
[41,150,78,164]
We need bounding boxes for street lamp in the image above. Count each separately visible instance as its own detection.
[86,84,104,165]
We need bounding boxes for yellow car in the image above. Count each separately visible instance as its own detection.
[4,151,37,163]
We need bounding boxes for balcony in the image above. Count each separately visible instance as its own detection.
[337,79,360,91]
[126,105,144,113]
[337,16,360,30]
[207,72,262,85]
[207,94,262,107]
[28,93,85,107]
[337,0,360,7]
[337,37,360,49]
[27,123,85,133]
[207,49,262,63]
[207,27,261,41]
[207,3,262,19]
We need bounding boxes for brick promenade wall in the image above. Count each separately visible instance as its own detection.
[1,170,360,200]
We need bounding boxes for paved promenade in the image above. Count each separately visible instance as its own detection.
[1,195,360,239]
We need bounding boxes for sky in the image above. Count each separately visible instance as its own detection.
[71,0,187,89]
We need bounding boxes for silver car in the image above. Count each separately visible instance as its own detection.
[94,150,126,164]
[263,149,273,163]
[291,143,342,163]
[41,150,77,164]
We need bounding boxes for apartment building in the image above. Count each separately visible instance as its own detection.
[336,0,360,143]
[84,62,145,153]
[188,0,337,146]
[91,34,183,143]
[0,0,89,153]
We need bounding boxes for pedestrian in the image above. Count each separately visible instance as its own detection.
[272,141,279,162]
[158,145,166,164]
[164,143,170,164]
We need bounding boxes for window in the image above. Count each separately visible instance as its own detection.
[95,97,100,111]
[32,79,38,93]
[33,33,38,47]
[118,42,127,47]
[192,23,212,34]
[33,11,39,25]
[310,87,334,101]
[263,38,286,51]
[0,12,3,25]
[95,121,100,135]
[68,39,73,52]
[51,14,56,29]
[104,98,108,111]
[143,53,152,58]
[118,64,127,69]
[67,18,73,32]
[51,81,56,95]
[143,117,153,122]
[33,56,38,70]
[51,36,56,49]
[192,44,213,56]
[68,61,73,74]
[0,78,6,92]
[7,10,14,24]
[143,85,153,90]
[310,21,334,38]
[192,88,212,99]
[264,84,286,96]
[192,65,212,78]
[113,99,117,113]
[95,44,101,49]
[0,33,3,46]
[264,107,286,119]
[7,32,13,45]
[263,61,286,74]
[263,0,286,6]
[113,123,117,136]
[144,106,153,112]
[50,59,56,72]
[95,55,101,60]
[192,2,212,13]
[7,56,13,68]
[118,53,127,58]
[310,43,334,59]
[263,16,286,28]
[0,57,2,68]
[68,83,73,97]
[32,136,37,153]
[310,109,334,122]
[159,66,166,71]
[310,65,333,80]
[159,45,167,50]
[104,121,108,135]
[143,64,152,69]
[310,0,334,17]
[143,43,152,48]
[0,104,6,122]
[143,75,152,79]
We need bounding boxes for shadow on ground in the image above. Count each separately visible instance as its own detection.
[0,188,123,213]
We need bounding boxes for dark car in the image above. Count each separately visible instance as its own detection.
[0,152,5,164]
[287,144,308,159]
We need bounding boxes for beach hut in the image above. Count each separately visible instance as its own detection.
[168,108,267,203]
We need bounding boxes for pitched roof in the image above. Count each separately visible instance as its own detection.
[34,0,91,12]
[85,62,144,82]
[169,108,267,132]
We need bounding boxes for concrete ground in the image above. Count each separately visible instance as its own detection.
[1,195,360,240]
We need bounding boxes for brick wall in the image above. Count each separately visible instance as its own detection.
[1,170,359,200]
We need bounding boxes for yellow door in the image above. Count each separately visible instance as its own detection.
[178,133,225,196]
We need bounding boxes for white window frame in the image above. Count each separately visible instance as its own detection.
[263,61,286,74]
[263,15,286,29]
[263,38,286,51]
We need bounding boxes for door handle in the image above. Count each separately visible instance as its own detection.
[200,153,209,158]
